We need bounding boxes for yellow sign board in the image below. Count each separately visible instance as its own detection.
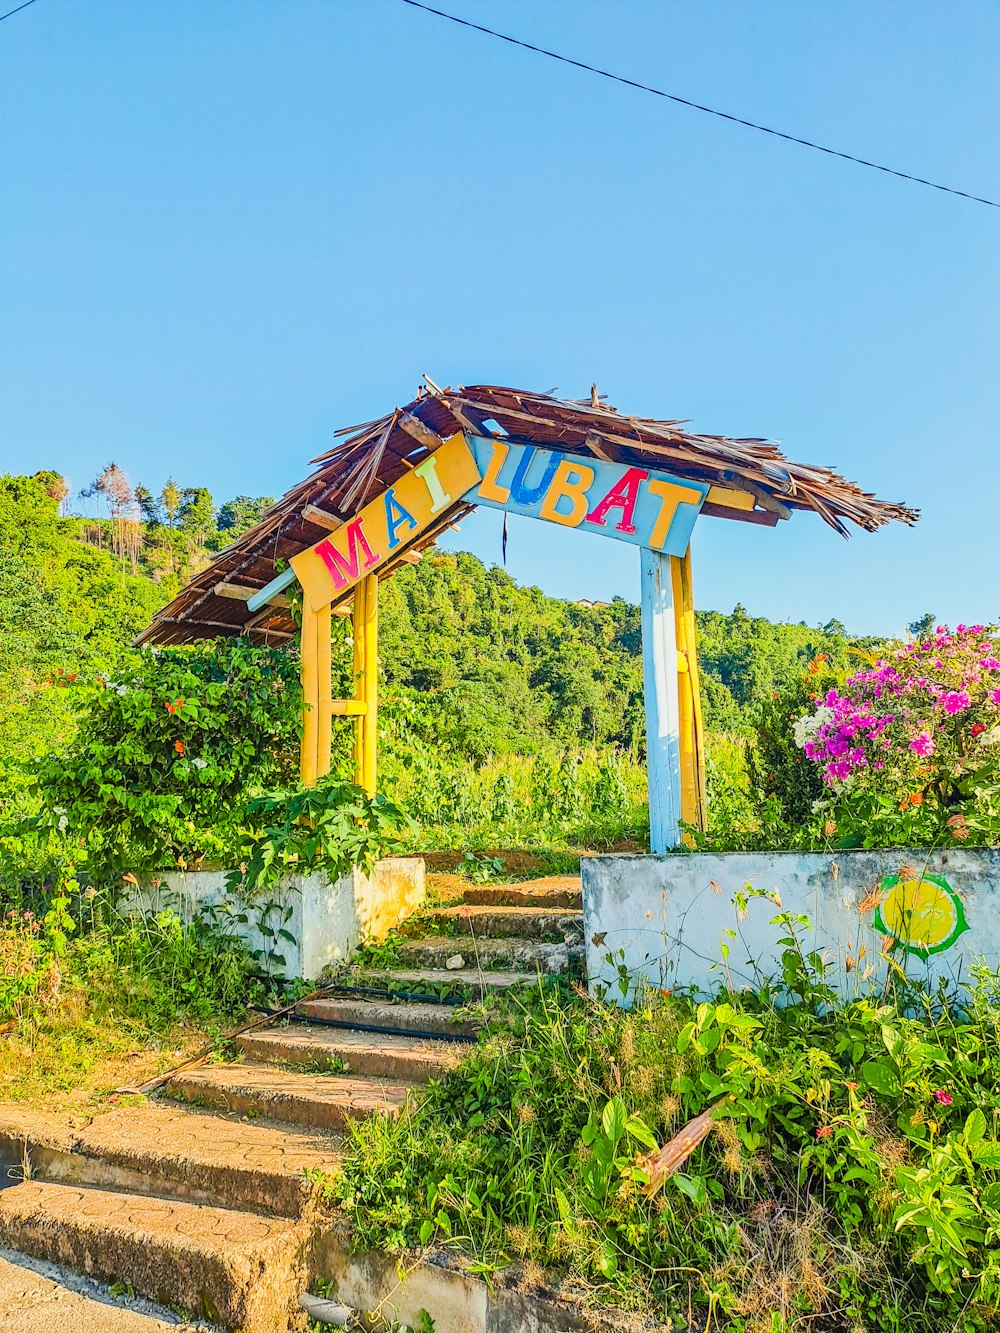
[291,432,481,611]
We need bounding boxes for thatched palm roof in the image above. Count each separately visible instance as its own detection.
[136,379,918,647]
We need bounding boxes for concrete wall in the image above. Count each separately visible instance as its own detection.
[127,857,424,980]
[583,849,1000,1003]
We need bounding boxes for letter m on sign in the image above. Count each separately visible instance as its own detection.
[314,520,379,591]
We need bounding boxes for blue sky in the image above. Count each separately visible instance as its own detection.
[2,1,997,636]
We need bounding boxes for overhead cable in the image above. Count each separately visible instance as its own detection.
[397,0,999,211]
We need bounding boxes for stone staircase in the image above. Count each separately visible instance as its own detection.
[0,875,583,1331]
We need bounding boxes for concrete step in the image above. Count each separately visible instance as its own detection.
[168,1063,411,1131]
[0,1104,342,1219]
[296,995,479,1039]
[238,1024,464,1083]
[423,905,583,939]
[0,1252,210,1332]
[459,877,582,909]
[396,936,583,975]
[358,967,543,1000]
[0,1181,305,1332]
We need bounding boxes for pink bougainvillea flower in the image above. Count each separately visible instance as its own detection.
[933,1090,953,1106]
[940,691,972,714]
[909,732,935,757]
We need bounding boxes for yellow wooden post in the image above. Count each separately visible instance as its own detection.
[299,598,319,788]
[361,574,379,796]
[670,547,706,831]
[315,601,333,779]
[679,546,708,822]
[351,582,366,789]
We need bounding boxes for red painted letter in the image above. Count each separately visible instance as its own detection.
[315,520,380,591]
[585,467,649,535]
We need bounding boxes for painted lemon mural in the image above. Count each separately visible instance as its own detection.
[874,874,969,958]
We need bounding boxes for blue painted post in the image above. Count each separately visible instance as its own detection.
[640,547,683,852]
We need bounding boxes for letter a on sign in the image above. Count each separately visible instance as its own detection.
[291,432,482,610]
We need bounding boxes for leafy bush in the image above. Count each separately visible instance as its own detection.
[226,776,413,898]
[796,625,1000,846]
[334,910,1000,1332]
[31,638,300,876]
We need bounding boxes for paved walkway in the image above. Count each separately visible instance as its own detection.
[0,1252,208,1331]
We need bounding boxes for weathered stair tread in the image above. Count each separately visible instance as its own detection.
[0,1181,304,1333]
[239,1024,464,1081]
[76,1106,342,1215]
[0,1105,78,1153]
[297,995,479,1038]
[397,936,582,974]
[169,1062,411,1130]
[361,966,541,995]
[0,1253,194,1332]
[459,877,582,908]
[425,905,584,937]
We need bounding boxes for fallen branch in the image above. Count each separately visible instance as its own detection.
[640,1096,731,1197]
[112,980,341,1096]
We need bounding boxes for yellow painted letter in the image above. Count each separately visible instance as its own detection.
[647,479,704,550]
[538,459,596,527]
[477,439,511,504]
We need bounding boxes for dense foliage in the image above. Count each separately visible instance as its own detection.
[336,909,1000,1333]
[33,638,301,875]
[1,468,869,863]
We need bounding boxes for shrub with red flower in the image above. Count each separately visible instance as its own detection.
[794,625,1000,846]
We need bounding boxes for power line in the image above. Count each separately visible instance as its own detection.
[397,0,999,211]
[0,0,39,23]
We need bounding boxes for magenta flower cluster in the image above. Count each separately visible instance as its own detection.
[798,626,1000,787]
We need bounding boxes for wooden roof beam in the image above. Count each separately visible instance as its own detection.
[301,503,343,531]
[214,581,292,608]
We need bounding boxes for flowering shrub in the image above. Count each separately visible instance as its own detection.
[795,625,1000,846]
[31,639,301,876]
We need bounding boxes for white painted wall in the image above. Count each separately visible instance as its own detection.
[583,849,1000,1003]
[126,857,424,980]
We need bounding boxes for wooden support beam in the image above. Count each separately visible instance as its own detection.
[640,549,683,853]
[316,602,332,779]
[247,567,297,613]
[398,411,443,451]
[352,582,366,788]
[300,600,319,788]
[705,485,755,512]
[671,548,706,833]
[699,502,779,527]
[215,581,293,608]
[400,550,423,565]
[152,614,247,633]
[301,503,343,532]
[361,574,378,797]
